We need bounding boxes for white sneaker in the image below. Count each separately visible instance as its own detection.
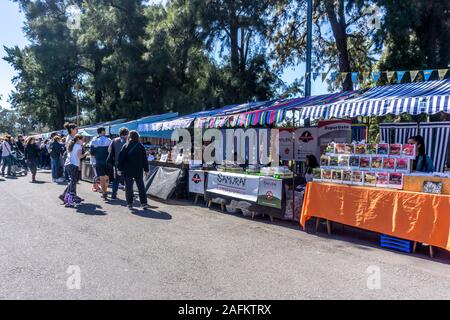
[56,178,65,183]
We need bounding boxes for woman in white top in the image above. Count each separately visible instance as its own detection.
[61,134,88,207]
[1,135,14,176]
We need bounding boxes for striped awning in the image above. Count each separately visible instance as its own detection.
[301,79,450,119]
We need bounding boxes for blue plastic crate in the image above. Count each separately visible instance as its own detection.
[380,234,412,253]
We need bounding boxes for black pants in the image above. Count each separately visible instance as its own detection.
[125,175,147,206]
[27,159,38,176]
[63,164,79,197]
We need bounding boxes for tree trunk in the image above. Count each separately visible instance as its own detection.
[324,0,353,91]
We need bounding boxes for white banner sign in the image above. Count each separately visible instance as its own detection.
[207,172,260,202]
[188,170,205,194]
[279,129,294,160]
[294,128,319,160]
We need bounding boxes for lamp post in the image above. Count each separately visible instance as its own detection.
[75,81,81,126]
[305,0,313,97]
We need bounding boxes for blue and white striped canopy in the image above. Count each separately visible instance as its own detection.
[297,79,450,119]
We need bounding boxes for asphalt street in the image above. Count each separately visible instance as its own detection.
[0,170,449,299]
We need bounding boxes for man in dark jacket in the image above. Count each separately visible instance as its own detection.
[49,136,64,182]
[108,127,129,199]
[117,130,149,210]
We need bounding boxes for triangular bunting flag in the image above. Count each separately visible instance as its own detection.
[438,69,448,80]
[422,69,434,81]
[322,72,327,82]
[331,72,337,81]
[410,70,419,81]
[340,72,349,81]
[351,72,359,83]
[362,72,370,81]
[386,71,395,82]
[313,72,320,80]
[372,71,380,82]
[396,71,406,83]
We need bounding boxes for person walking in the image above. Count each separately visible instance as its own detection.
[24,136,40,182]
[90,127,112,200]
[49,135,65,183]
[1,135,14,177]
[61,134,88,207]
[108,127,129,200]
[117,131,150,210]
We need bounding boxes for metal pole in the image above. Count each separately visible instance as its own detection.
[305,0,313,97]
[75,82,81,126]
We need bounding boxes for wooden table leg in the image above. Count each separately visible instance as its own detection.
[315,217,321,233]
[326,220,332,235]
[429,245,434,258]
[412,241,417,253]
[220,203,225,212]
[208,200,212,208]
[194,194,199,204]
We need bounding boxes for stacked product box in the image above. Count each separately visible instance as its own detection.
[314,142,416,189]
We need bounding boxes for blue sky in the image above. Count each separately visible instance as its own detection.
[0,0,328,110]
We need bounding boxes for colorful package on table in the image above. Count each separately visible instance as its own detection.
[355,144,366,155]
[325,143,336,155]
[342,170,352,184]
[335,143,346,154]
[313,168,322,181]
[320,155,330,167]
[351,171,364,185]
[376,172,389,187]
[322,169,332,181]
[364,172,377,186]
[401,144,416,158]
[349,156,360,168]
[389,144,402,156]
[383,157,396,170]
[344,144,354,154]
[366,143,377,154]
[377,144,389,155]
[329,156,339,166]
[371,156,383,170]
[396,158,410,172]
[332,170,343,183]
[389,172,403,189]
[359,156,371,169]
[338,155,350,167]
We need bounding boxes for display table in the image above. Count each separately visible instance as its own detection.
[300,182,450,251]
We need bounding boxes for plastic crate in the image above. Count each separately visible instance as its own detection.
[380,234,412,253]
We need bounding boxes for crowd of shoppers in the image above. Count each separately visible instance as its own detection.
[1,123,151,210]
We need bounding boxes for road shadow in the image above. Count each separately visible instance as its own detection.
[4,176,18,180]
[106,198,159,210]
[76,203,107,216]
[130,208,172,220]
[29,180,47,184]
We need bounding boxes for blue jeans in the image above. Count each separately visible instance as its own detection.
[111,167,123,196]
[51,157,61,180]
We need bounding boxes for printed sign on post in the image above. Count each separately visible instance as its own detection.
[207,172,260,202]
[294,128,319,160]
[279,129,294,160]
[257,177,282,209]
[188,170,205,194]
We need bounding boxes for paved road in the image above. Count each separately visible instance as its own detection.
[0,170,449,299]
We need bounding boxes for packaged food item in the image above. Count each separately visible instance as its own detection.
[383,157,396,170]
[335,143,346,154]
[364,172,377,186]
[423,181,442,194]
[359,156,371,169]
[313,168,322,182]
[273,166,293,179]
[322,169,332,181]
[377,143,389,155]
[371,156,383,170]
[320,155,330,167]
[351,171,364,185]
[389,144,402,156]
[395,158,410,173]
[402,144,416,158]
[349,156,360,168]
[355,144,366,155]
[325,143,335,155]
[376,172,389,187]
[338,155,350,167]
[332,170,343,183]
[329,156,339,167]
[344,144,353,154]
[366,143,377,154]
[342,170,352,184]
[389,172,403,189]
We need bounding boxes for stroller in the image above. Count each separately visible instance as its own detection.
[10,150,27,176]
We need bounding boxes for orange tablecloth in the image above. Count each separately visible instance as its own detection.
[300,182,450,251]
